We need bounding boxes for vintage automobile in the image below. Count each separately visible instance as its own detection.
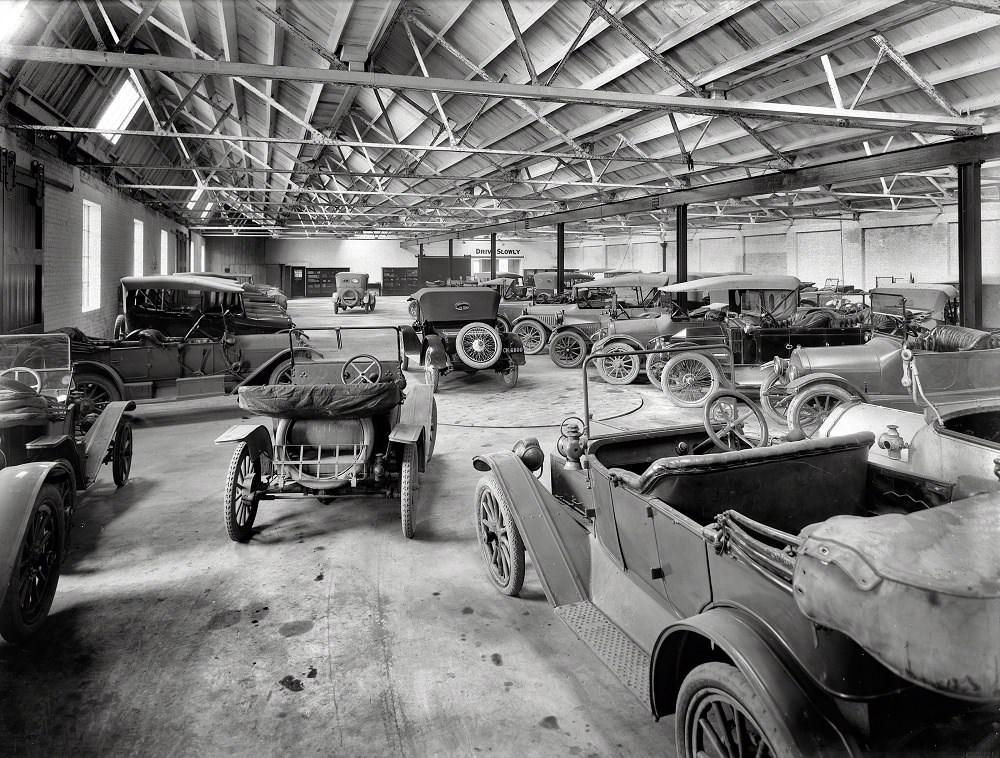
[650,274,869,406]
[215,326,436,540]
[187,271,289,310]
[114,275,294,340]
[539,271,746,368]
[471,349,1000,756]
[484,275,530,332]
[333,272,376,314]
[0,332,134,643]
[771,322,1000,436]
[60,317,310,408]
[402,287,525,392]
[868,282,960,325]
[529,271,595,304]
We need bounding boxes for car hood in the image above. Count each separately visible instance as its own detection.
[792,336,897,377]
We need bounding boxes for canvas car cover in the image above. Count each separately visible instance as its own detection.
[0,377,50,428]
[793,493,1000,701]
[238,381,401,420]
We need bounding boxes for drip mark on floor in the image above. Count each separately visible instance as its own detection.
[279,620,314,637]
[539,716,559,730]
[490,653,503,666]
[278,675,304,692]
[461,607,474,615]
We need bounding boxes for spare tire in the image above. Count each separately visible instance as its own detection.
[341,289,361,307]
[455,322,501,369]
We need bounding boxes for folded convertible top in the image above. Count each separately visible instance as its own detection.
[238,382,401,420]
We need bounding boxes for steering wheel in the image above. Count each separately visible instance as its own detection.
[611,300,631,319]
[667,300,689,320]
[1,366,43,393]
[184,313,211,341]
[342,354,383,385]
[702,390,769,451]
[759,311,779,327]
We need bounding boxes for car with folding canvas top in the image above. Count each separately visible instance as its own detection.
[115,275,294,340]
[215,326,436,541]
[402,287,524,392]
[471,346,1000,757]
[869,282,959,327]
[187,271,289,310]
[528,271,594,304]
[0,332,134,643]
[333,272,376,314]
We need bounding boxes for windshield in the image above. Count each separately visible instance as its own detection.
[871,290,945,316]
[735,289,798,319]
[291,327,402,363]
[0,333,72,399]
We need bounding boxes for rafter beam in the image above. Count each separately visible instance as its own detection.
[871,32,961,116]
[1,45,980,136]
[500,0,538,84]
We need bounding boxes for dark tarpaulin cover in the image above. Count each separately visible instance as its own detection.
[238,382,401,419]
[0,377,50,428]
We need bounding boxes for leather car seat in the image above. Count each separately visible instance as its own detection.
[921,324,991,352]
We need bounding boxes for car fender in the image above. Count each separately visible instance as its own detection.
[510,315,550,335]
[785,373,867,400]
[500,333,526,365]
[71,360,127,399]
[83,400,136,485]
[650,607,859,756]
[550,323,597,341]
[213,423,273,460]
[389,431,424,473]
[398,384,435,466]
[591,335,643,353]
[400,325,422,356]
[0,462,75,593]
[422,335,449,369]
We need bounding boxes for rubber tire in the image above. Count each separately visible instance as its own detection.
[645,351,668,389]
[500,364,518,389]
[0,484,64,644]
[334,302,340,314]
[112,422,133,487]
[113,314,127,340]
[475,475,525,596]
[676,662,797,758]
[224,442,260,543]
[427,399,438,460]
[401,354,410,372]
[268,358,294,385]
[786,383,854,439]
[455,322,502,369]
[73,372,123,414]
[400,445,418,539]
[424,365,440,393]
[496,315,511,334]
[341,288,361,307]
[660,352,721,408]
[595,342,641,385]
[512,320,547,355]
[758,367,791,426]
[548,330,588,369]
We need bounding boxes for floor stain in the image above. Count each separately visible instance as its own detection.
[490,653,503,666]
[278,675,304,692]
[461,606,474,615]
[205,609,241,630]
[539,715,559,730]
[306,667,318,679]
[279,619,314,637]
[314,573,324,581]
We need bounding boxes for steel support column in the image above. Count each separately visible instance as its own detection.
[958,162,983,328]
[490,233,497,279]
[557,223,566,294]
[448,238,454,280]
[660,240,667,271]
[676,205,688,307]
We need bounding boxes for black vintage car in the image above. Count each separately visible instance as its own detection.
[472,351,1000,756]
[114,275,293,339]
[402,287,525,392]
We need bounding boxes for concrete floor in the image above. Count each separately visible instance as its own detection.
[1,296,711,758]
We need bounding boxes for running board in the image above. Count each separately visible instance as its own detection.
[554,601,650,705]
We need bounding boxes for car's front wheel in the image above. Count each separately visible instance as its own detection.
[0,483,64,644]
[111,422,133,487]
[73,372,123,415]
[676,662,796,758]
[786,383,854,438]
[548,331,588,369]
[660,352,720,407]
[475,476,525,596]
[400,445,418,539]
[512,320,547,355]
[595,342,641,385]
[224,442,260,543]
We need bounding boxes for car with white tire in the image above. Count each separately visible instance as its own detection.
[401,287,524,392]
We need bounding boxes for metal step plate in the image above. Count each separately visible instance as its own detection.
[554,600,650,704]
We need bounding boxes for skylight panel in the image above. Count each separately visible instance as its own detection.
[186,186,205,211]
[0,1,29,42]
[95,78,142,144]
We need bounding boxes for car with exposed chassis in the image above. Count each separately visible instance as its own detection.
[0,332,134,643]
[333,272,377,314]
[401,287,525,392]
[646,274,869,406]
[470,346,1000,756]
[530,271,744,369]
[215,326,437,541]
[59,316,312,408]
[114,275,294,340]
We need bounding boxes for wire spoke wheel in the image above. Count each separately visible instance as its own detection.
[475,478,524,596]
[645,352,668,389]
[661,352,721,407]
[224,442,261,542]
[456,323,501,368]
[787,383,854,439]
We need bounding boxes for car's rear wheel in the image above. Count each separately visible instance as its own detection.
[548,331,588,369]
[786,383,854,439]
[268,358,295,385]
[224,442,260,543]
[73,372,123,415]
[499,364,518,389]
[475,476,524,596]
[660,352,720,407]
[111,422,133,487]
[0,483,64,644]
[512,320,547,355]
[400,445,418,539]
[676,662,796,758]
[595,342,641,385]
[456,322,502,369]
